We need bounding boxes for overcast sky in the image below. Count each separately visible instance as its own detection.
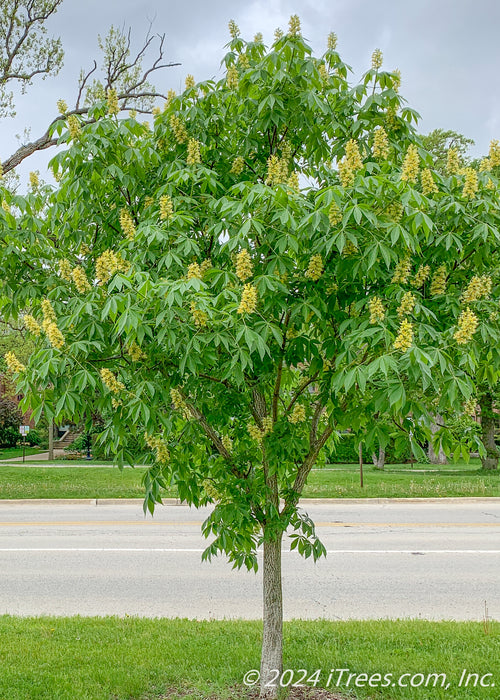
[4,0,500,181]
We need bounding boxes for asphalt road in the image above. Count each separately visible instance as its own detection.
[0,499,498,620]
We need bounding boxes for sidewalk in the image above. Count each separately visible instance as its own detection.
[2,449,67,462]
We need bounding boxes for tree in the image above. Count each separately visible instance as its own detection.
[0,1,180,176]
[3,17,500,697]
[421,128,475,174]
[0,397,22,447]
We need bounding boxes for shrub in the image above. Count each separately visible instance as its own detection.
[0,398,22,448]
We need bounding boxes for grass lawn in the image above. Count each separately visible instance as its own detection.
[0,460,498,499]
[0,446,46,460]
[0,617,497,699]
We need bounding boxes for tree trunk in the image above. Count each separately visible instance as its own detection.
[428,415,447,464]
[260,529,283,698]
[479,392,499,470]
[48,420,54,461]
[372,447,385,469]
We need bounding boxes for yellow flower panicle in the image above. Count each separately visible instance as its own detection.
[463,397,478,417]
[190,301,208,327]
[231,156,245,175]
[185,74,195,90]
[454,307,478,344]
[71,266,92,293]
[342,240,358,257]
[327,32,338,50]
[489,139,500,167]
[345,139,363,171]
[57,99,68,115]
[41,299,56,322]
[165,89,176,107]
[1,200,10,214]
[5,351,26,373]
[119,209,136,240]
[430,265,447,296]
[42,319,65,349]
[29,171,39,189]
[371,48,383,70]
[238,53,250,70]
[107,88,119,116]
[369,296,385,324]
[338,158,354,187]
[397,291,416,318]
[159,195,173,220]
[305,254,324,281]
[100,368,125,394]
[187,138,201,165]
[23,314,41,336]
[187,262,202,280]
[462,168,478,199]
[287,172,300,191]
[329,202,342,226]
[392,68,401,92]
[266,154,282,186]
[392,256,411,284]
[373,127,389,159]
[237,284,258,314]
[446,148,460,175]
[96,250,120,285]
[421,168,438,195]
[479,157,491,173]
[170,388,191,420]
[274,28,284,41]
[228,19,240,38]
[401,144,420,183]
[59,259,72,281]
[221,434,233,452]
[67,114,80,140]
[412,264,430,287]
[226,65,239,90]
[262,416,273,435]
[128,109,137,120]
[461,275,492,303]
[288,14,301,36]
[127,342,146,361]
[248,422,264,443]
[318,63,329,82]
[200,259,212,276]
[393,319,414,352]
[170,115,188,144]
[386,201,403,222]
[289,403,306,424]
[145,432,169,464]
[236,249,253,281]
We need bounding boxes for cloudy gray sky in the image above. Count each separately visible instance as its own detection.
[4,0,500,181]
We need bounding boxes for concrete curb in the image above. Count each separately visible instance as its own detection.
[1,497,500,506]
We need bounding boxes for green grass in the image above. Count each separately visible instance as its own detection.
[0,460,498,500]
[0,446,45,460]
[0,617,497,699]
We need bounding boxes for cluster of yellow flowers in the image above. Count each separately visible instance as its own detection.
[265,154,283,186]
[287,172,300,191]
[231,156,245,175]
[288,14,301,35]
[200,259,212,276]
[446,148,460,175]
[127,342,146,361]
[392,69,401,92]
[107,88,119,116]
[274,27,284,40]
[23,314,41,336]
[119,209,136,240]
[489,139,500,167]
[236,249,253,281]
[29,171,39,190]
[338,139,363,187]
[397,291,416,318]
[67,114,80,140]
[461,275,492,303]
[429,265,447,296]
[421,168,438,195]
[159,195,173,220]
[401,144,420,183]
[369,296,385,323]
[385,106,398,131]
[165,89,176,107]
[190,301,208,327]
[1,200,10,214]
[454,307,478,344]
[371,48,383,70]
[329,202,342,226]
[100,368,125,394]
[145,432,169,464]
[248,422,264,443]
[392,256,411,284]
[187,138,201,165]
[393,319,413,352]
[170,115,188,144]
[59,259,72,281]
[0,163,3,179]
[226,65,239,90]
[185,74,196,90]
[95,249,125,285]
[170,387,191,420]
[41,299,65,349]
[71,266,92,293]
[238,284,258,314]
[327,32,338,50]
[4,351,25,373]
[238,53,250,70]
[386,201,403,222]
[318,63,329,82]
[57,99,68,115]
[342,240,359,257]
[221,434,233,452]
[289,403,306,424]
[187,262,202,280]
[305,254,324,281]
[373,127,389,159]
[463,397,478,417]
[128,109,137,119]
[412,264,430,287]
[228,19,240,38]
[462,168,478,199]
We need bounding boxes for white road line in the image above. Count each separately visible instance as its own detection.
[0,548,498,554]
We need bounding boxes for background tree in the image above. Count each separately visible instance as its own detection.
[4,17,500,698]
[0,397,22,447]
[421,128,475,174]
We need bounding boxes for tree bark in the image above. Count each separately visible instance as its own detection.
[479,392,499,470]
[372,447,385,469]
[48,420,54,461]
[260,529,283,698]
[427,415,447,464]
